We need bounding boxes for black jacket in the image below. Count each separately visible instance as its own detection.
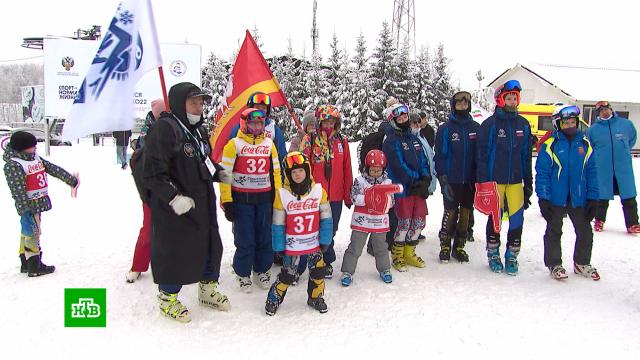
[113,130,132,146]
[143,82,224,285]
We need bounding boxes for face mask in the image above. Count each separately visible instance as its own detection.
[321,127,333,138]
[561,127,577,137]
[599,113,613,120]
[396,120,410,130]
[186,113,201,125]
[411,127,420,135]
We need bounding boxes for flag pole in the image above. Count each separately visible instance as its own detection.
[157,67,169,111]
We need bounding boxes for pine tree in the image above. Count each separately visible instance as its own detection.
[343,33,378,140]
[303,52,330,112]
[431,43,454,125]
[392,38,416,106]
[326,33,343,105]
[270,41,304,139]
[201,52,229,123]
[413,46,435,116]
[370,21,398,117]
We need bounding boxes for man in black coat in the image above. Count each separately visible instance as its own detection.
[144,82,232,323]
[113,129,132,169]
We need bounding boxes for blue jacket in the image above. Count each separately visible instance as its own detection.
[435,112,480,184]
[587,115,637,199]
[476,108,532,185]
[535,131,599,207]
[382,123,430,198]
[229,118,288,168]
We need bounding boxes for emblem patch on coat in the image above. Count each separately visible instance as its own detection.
[578,146,584,155]
[451,133,460,141]
[516,130,524,137]
[184,143,196,157]
[498,129,506,138]
[469,132,477,140]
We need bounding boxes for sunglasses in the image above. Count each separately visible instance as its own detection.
[391,104,409,118]
[285,152,307,168]
[595,101,611,111]
[249,93,271,106]
[503,80,522,92]
[454,92,471,103]
[553,105,581,121]
[244,109,266,121]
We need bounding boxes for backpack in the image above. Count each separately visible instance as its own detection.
[358,130,386,172]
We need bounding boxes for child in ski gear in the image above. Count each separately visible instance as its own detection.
[341,150,399,286]
[289,110,316,153]
[127,98,163,283]
[220,107,282,293]
[434,91,480,263]
[536,105,600,280]
[587,101,640,234]
[475,80,533,275]
[3,131,79,277]
[382,103,431,272]
[300,105,353,279]
[144,83,232,323]
[265,152,333,315]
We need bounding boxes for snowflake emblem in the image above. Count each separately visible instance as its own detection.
[119,10,134,25]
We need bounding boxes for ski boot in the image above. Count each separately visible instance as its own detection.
[158,291,190,323]
[627,224,640,234]
[439,235,451,263]
[486,248,503,273]
[340,272,353,287]
[550,265,568,280]
[391,243,407,272]
[504,249,519,276]
[253,271,271,290]
[27,255,55,277]
[451,236,469,263]
[574,264,600,281]
[307,297,328,314]
[403,243,426,268]
[199,281,231,311]
[379,269,393,283]
[265,283,286,316]
[593,219,604,232]
[324,264,334,279]
[236,275,252,293]
[19,254,27,273]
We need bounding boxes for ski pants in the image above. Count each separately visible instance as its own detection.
[342,230,390,274]
[394,195,427,245]
[486,183,524,254]
[268,251,326,305]
[596,197,639,228]
[20,212,41,260]
[232,202,273,277]
[543,205,593,267]
[130,202,151,272]
[297,201,342,274]
[440,183,475,246]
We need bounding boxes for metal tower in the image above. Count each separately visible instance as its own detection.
[311,0,319,55]
[391,0,416,56]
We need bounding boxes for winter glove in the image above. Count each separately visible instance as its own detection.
[217,169,233,184]
[523,183,533,210]
[539,199,553,221]
[438,175,454,202]
[71,172,80,198]
[585,200,598,222]
[408,179,427,197]
[169,195,195,216]
[222,202,234,222]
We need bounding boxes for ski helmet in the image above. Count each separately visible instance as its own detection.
[551,105,580,130]
[386,103,410,121]
[239,108,266,136]
[450,91,472,114]
[283,151,312,198]
[246,92,271,118]
[365,149,387,169]
[494,80,522,108]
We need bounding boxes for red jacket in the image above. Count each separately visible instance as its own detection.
[300,132,353,206]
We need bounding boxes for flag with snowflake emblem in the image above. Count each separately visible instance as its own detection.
[63,0,162,140]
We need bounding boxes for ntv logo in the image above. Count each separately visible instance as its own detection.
[71,298,101,318]
[65,288,106,327]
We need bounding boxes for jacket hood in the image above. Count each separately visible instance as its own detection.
[494,107,518,121]
[3,145,35,163]
[168,82,205,128]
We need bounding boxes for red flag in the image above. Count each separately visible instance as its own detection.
[209,30,288,162]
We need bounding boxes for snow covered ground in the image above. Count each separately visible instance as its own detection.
[1,139,639,359]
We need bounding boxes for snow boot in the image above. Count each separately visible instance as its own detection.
[391,243,407,272]
[593,219,604,232]
[126,271,141,283]
[451,236,469,263]
[340,272,353,287]
[486,248,503,273]
[199,281,231,311]
[379,269,393,283]
[403,243,426,268]
[574,264,600,281]
[265,282,287,316]
[19,254,27,273]
[439,235,451,263]
[307,297,328,314]
[550,265,568,280]
[236,275,252,293]
[27,255,55,277]
[504,249,519,276]
[253,271,271,290]
[158,291,190,323]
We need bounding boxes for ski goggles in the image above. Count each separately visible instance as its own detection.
[595,101,611,112]
[242,109,266,121]
[391,104,409,118]
[552,105,581,121]
[502,80,522,92]
[285,152,307,168]
[453,91,471,103]
[249,93,271,106]
[316,105,341,121]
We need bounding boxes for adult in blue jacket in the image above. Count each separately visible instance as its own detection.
[434,91,480,263]
[587,101,640,233]
[475,80,533,275]
[536,105,600,281]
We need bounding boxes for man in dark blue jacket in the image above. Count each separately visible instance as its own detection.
[475,80,533,275]
[536,105,600,281]
[435,91,480,263]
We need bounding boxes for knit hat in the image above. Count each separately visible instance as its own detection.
[150,99,165,119]
[302,111,315,131]
[9,131,37,151]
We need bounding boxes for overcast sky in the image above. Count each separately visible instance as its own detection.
[1,0,637,89]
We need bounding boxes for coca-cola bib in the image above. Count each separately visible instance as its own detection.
[12,155,48,200]
[281,183,323,256]
[232,137,273,193]
[351,177,392,233]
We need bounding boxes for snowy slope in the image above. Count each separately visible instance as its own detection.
[1,139,639,359]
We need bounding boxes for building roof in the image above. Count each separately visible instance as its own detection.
[489,63,640,104]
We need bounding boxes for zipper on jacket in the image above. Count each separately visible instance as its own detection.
[507,119,513,183]
[462,122,467,184]
[607,120,616,175]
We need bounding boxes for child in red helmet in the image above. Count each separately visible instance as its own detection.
[340,150,402,286]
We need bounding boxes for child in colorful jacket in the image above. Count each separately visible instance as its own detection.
[536,105,600,281]
[340,150,401,286]
[3,131,79,276]
[265,152,333,315]
[220,108,282,293]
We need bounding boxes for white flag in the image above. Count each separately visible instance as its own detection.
[62,0,162,140]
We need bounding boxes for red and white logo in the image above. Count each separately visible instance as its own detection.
[287,198,320,212]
